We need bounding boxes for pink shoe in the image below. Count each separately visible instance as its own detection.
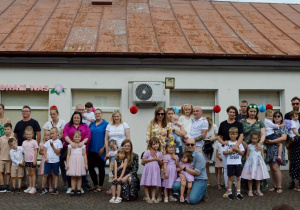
[185,197,190,203]
[180,196,184,203]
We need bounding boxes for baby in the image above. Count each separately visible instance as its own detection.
[171,114,183,158]
[105,140,118,182]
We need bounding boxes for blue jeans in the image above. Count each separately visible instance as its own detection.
[172,179,207,205]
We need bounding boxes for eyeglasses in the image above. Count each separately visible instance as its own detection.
[186,143,195,147]
[292,103,299,106]
[248,105,257,109]
[156,113,165,116]
[274,115,281,118]
[22,110,30,113]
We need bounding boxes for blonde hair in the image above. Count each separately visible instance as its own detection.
[116,147,126,161]
[73,131,81,138]
[265,109,273,116]
[181,104,193,116]
[23,126,34,139]
[229,127,238,133]
[111,110,123,125]
[206,115,213,130]
[121,139,133,165]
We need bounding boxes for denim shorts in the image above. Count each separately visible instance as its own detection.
[44,162,59,175]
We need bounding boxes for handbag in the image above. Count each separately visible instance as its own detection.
[60,146,68,160]
[203,140,214,160]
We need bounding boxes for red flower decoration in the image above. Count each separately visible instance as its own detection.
[266,104,273,110]
[130,106,138,114]
[213,105,221,113]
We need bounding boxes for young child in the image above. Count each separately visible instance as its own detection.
[223,127,245,200]
[65,131,88,197]
[241,131,270,196]
[289,110,300,141]
[22,126,38,194]
[105,140,118,183]
[170,114,184,158]
[0,123,13,192]
[39,127,62,195]
[8,137,25,193]
[109,147,130,204]
[264,109,285,165]
[179,104,194,149]
[176,151,194,203]
[162,142,178,202]
[140,137,163,203]
[38,130,53,193]
[215,141,224,190]
[83,102,95,126]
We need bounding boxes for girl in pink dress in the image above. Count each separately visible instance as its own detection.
[162,142,179,202]
[176,152,194,203]
[140,137,163,203]
[241,132,270,197]
[65,131,88,196]
[38,130,53,192]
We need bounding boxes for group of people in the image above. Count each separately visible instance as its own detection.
[0,96,299,205]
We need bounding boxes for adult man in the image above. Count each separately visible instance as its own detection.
[284,96,300,190]
[190,106,208,152]
[14,106,41,146]
[75,104,92,190]
[235,100,248,122]
[172,138,207,205]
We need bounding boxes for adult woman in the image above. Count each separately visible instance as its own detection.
[217,106,244,197]
[265,111,287,194]
[146,107,174,153]
[43,105,67,189]
[105,110,130,154]
[0,104,11,137]
[240,104,266,149]
[88,109,109,192]
[205,116,218,187]
[63,112,91,193]
[121,139,140,201]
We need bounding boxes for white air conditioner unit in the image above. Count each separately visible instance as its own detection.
[132,82,165,104]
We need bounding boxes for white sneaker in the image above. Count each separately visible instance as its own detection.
[109,197,116,203]
[66,188,72,194]
[114,197,122,203]
[29,188,36,194]
[24,187,32,193]
[80,188,84,194]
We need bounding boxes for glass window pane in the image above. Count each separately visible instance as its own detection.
[239,91,280,106]
[72,90,121,108]
[170,91,215,107]
[1,91,49,107]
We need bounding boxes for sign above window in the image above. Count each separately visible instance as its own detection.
[0,84,49,91]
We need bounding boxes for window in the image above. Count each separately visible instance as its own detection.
[170,90,216,118]
[72,90,121,120]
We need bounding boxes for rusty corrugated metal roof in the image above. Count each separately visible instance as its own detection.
[0,0,300,57]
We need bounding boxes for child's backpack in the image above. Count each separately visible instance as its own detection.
[203,140,214,160]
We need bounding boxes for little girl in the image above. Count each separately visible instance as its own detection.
[105,140,118,183]
[109,147,130,204]
[65,131,88,197]
[22,126,38,194]
[176,151,194,203]
[215,141,224,190]
[241,131,270,196]
[140,137,163,203]
[38,130,53,193]
[179,104,194,150]
[162,142,179,202]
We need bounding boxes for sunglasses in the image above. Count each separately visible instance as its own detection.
[292,103,299,106]
[186,143,195,147]
[156,113,165,116]
[274,115,281,118]
[248,105,257,109]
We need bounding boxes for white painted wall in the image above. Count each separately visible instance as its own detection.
[0,66,297,166]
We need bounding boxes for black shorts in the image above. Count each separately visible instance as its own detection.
[25,162,36,168]
[227,164,242,177]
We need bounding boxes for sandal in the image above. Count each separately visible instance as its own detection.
[217,184,222,190]
[248,191,254,197]
[255,191,264,196]
[152,198,159,203]
[223,193,228,198]
[90,186,98,191]
[269,187,277,192]
[276,188,283,194]
[106,188,112,195]
[145,198,153,203]
[94,187,102,192]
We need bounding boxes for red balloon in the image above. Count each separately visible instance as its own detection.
[50,105,58,110]
[266,104,273,110]
[213,105,221,113]
[130,106,138,114]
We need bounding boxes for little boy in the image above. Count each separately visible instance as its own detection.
[8,137,25,193]
[223,127,245,200]
[171,114,183,158]
[0,123,13,192]
[289,110,300,140]
[105,140,118,183]
[38,127,62,195]
[264,109,285,165]
[83,102,95,126]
